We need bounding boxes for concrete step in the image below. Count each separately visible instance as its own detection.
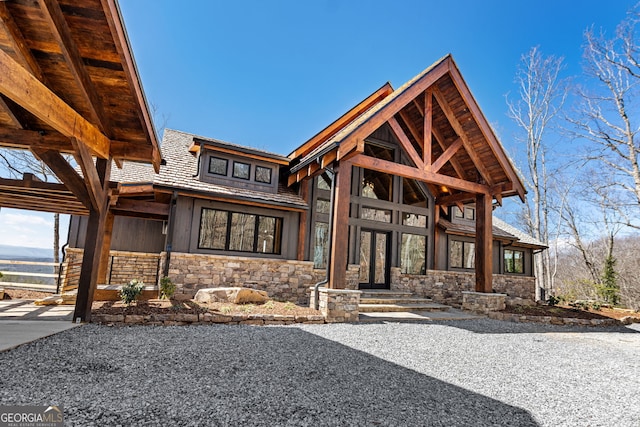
[360,297,434,305]
[359,290,414,299]
[359,302,451,313]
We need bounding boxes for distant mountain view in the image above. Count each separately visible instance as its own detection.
[0,244,54,260]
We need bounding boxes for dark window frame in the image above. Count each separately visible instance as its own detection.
[198,207,283,255]
[208,156,228,176]
[449,239,475,270]
[504,248,525,274]
[254,165,273,184]
[232,161,251,180]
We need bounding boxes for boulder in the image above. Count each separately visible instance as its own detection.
[194,287,269,304]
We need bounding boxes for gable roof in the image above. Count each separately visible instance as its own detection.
[288,55,525,205]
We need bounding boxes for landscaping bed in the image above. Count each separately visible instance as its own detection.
[492,304,640,326]
[90,299,325,325]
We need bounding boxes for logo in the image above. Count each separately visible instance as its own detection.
[0,406,63,427]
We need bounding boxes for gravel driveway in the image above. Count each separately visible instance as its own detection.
[0,319,638,426]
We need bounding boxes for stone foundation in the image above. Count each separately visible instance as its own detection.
[315,287,361,323]
[462,291,507,313]
[392,268,535,307]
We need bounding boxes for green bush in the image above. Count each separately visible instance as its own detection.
[119,279,144,305]
[159,276,176,300]
[546,295,562,307]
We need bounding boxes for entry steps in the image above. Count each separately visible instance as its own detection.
[358,290,451,313]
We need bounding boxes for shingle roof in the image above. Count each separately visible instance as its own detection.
[438,216,547,249]
[493,217,547,248]
[111,129,307,209]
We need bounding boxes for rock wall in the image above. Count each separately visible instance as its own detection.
[391,268,535,307]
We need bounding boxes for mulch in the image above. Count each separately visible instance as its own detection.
[500,304,639,320]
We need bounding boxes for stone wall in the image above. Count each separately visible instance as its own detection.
[60,248,161,292]
[462,291,506,313]
[391,268,535,307]
[315,288,361,323]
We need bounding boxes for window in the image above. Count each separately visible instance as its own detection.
[453,206,475,220]
[316,199,331,214]
[449,240,475,269]
[208,157,228,176]
[402,213,427,228]
[402,178,428,207]
[198,208,282,254]
[362,169,393,201]
[232,161,250,180]
[255,166,272,184]
[504,249,524,274]
[361,207,392,223]
[401,234,426,274]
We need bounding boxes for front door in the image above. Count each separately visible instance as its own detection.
[359,230,390,289]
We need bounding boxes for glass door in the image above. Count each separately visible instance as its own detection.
[359,230,390,289]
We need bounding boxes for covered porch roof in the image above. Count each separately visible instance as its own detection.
[0,0,161,215]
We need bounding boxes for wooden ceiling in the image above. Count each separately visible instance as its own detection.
[0,0,161,215]
[289,55,525,207]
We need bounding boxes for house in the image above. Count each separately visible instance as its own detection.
[62,54,545,314]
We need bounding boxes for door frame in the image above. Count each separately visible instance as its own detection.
[358,228,391,290]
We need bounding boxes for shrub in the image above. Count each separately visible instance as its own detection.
[119,279,144,305]
[547,295,562,307]
[159,276,176,300]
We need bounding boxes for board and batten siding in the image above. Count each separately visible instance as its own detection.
[67,215,165,253]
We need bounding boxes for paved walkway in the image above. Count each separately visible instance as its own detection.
[359,307,483,322]
[0,300,77,352]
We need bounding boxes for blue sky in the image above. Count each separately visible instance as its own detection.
[0,0,636,250]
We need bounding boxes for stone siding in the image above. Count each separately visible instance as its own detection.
[462,291,506,313]
[60,248,161,292]
[316,288,361,323]
[391,268,535,307]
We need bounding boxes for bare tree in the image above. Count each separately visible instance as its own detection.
[569,8,640,227]
[507,46,567,300]
[0,149,64,262]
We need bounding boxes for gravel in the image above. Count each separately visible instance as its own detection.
[0,319,638,426]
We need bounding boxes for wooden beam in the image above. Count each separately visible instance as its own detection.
[431,127,467,179]
[296,181,310,261]
[388,116,423,168]
[475,192,493,293]
[424,88,432,168]
[432,86,493,186]
[350,153,489,194]
[31,148,93,209]
[100,0,161,172]
[73,157,111,322]
[321,150,337,168]
[328,161,352,289]
[344,59,450,147]
[431,137,463,173]
[111,198,170,217]
[71,137,105,212]
[0,3,46,82]
[0,49,111,159]
[38,0,110,134]
[96,211,115,285]
[436,191,477,206]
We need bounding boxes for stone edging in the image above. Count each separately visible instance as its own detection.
[487,311,622,327]
[91,312,326,326]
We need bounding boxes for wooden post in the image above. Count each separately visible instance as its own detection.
[328,162,352,289]
[296,181,309,261]
[73,157,111,323]
[96,211,114,285]
[475,192,493,293]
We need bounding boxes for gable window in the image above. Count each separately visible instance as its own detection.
[504,249,524,274]
[454,206,475,220]
[232,161,250,180]
[255,166,272,184]
[449,239,475,269]
[199,208,282,254]
[208,157,228,176]
[362,169,393,201]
